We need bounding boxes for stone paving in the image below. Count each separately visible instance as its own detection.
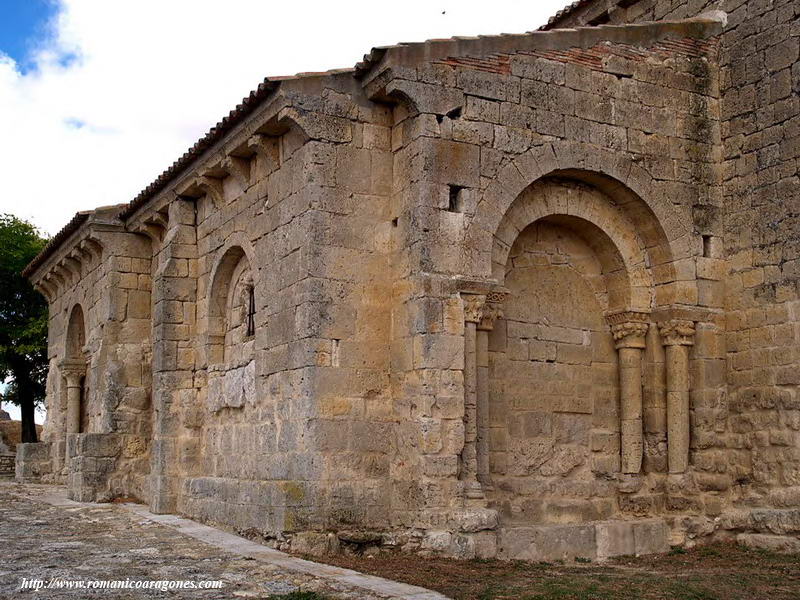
[0,481,446,600]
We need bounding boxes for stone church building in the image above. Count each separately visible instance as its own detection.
[17,0,800,561]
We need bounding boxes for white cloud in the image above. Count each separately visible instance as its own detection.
[0,0,563,235]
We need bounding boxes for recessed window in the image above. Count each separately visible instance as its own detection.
[448,185,465,213]
[702,235,712,258]
[246,285,256,338]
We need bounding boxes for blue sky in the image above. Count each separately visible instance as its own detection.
[0,0,57,69]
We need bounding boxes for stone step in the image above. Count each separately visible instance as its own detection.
[498,518,669,562]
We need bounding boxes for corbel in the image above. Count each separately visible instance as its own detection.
[194,172,225,207]
[64,253,84,279]
[221,156,251,188]
[34,281,54,302]
[246,134,280,174]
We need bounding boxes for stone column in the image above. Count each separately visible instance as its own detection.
[657,319,696,474]
[476,292,506,491]
[606,312,649,474]
[59,359,87,435]
[461,293,485,500]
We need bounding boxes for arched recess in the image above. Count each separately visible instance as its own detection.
[64,304,88,433]
[479,168,685,526]
[207,244,257,368]
[65,304,86,359]
[205,238,259,417]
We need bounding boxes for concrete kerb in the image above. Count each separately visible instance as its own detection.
[14,485,450,600]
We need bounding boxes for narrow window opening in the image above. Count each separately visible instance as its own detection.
[246,285,256,338]
[448,185,465,213]
[702,235,713,258]
[391,217,399,227]
[331,339,340,367]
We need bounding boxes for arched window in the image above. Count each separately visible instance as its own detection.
[206,246,257,413]
[207,245,256,368]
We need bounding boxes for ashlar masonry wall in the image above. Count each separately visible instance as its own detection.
[551,0,800,544]
[368,18,727,552]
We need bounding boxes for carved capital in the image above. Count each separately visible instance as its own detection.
[477,303,502,331]
[479,291,508,331]
[461,293,487,324]
[606,311,649,349]
[59,358,86,385]
[658,319,696,346]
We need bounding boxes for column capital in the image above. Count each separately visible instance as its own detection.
[479,290,509,331]
[658,319,696,346]
[58,358,86,380]
[461,292,487,324]
[606,311,649,349]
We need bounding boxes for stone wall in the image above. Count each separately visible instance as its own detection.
[15,443,52,482]
[170,77,396,536]
[375,20,725,540]
[550,0,800,540]
[17,208,153,500]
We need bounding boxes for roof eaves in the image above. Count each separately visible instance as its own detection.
[22,211,91,279]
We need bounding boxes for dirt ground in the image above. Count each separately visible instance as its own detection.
[306,542,800,600]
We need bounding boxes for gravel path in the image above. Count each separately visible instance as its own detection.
[0,481,445,600]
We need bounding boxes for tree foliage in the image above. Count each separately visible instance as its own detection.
[0,214,49,442]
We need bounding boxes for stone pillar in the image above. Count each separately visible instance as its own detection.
[150,198,198,514]
[461,293,485,500]
[657,319,696,474]
[59,359,87,435]
[606,312,649,475]
[476,292,506,491]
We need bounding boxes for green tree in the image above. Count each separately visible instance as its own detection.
[0,214,49,443]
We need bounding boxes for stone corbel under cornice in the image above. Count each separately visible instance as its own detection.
[246,134,280,174]
[29,231,108,302]
[129,207,169,245]
[121,92,363,229]
[276,106,353,144]
[362,67,465,120]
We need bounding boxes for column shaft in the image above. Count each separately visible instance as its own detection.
[666,344,690,473]
[65,376,82,435]
[618,347,644,473]
[476,328,490,488]
[463,320,480,498]
[658,319,695,474]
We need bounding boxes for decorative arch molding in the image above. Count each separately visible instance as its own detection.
[492,180,653,312]
[468,140,698,307]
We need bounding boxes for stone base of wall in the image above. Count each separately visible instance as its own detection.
[15,442,52,482]
[498,519,669,561]
[0,453,15,477]
[67,433,123,502]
